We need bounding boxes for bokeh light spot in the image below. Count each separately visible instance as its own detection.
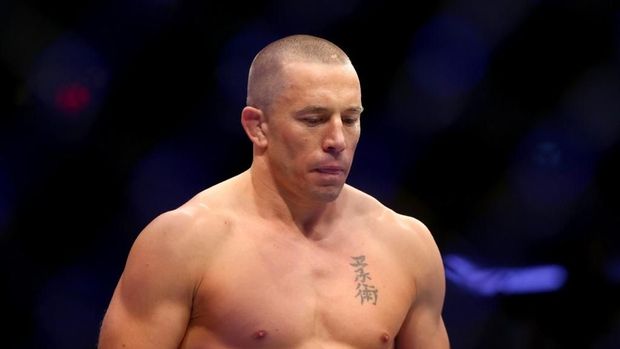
[54,82,92,115]
[27,34,109,142]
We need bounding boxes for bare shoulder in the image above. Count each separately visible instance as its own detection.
[99,177,247,347]
[134,201,228,257]
[127,175,247,274]
[344,185,442,267]
[345,185,434,242]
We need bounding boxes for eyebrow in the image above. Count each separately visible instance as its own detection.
[294,105,364,115]
[347,106,364,114]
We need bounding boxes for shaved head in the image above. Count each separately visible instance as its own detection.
[246,34,353,111]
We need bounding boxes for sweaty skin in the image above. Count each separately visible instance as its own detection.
[98,37,449,349]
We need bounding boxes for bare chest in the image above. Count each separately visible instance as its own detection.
[186,230,414,348]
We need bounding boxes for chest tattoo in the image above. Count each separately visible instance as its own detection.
[350,255,379,305]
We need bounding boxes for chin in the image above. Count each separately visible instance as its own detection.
[309,186,343,203]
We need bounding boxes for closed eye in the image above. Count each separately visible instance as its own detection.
[342,112,361,125]
[343,116,360,125]
[301,116,324,126]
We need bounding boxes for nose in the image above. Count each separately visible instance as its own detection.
[322,117,346,155]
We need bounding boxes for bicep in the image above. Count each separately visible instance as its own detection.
[396,305,449,349]
[395,218,450,348]
[98,278,191,348]
[98,218,196,348]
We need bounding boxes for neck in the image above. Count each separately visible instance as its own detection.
[246,163,343,238]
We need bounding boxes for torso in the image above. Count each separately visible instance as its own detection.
[176,174,419,349]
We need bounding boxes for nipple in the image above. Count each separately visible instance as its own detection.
[253,330,268,340]
[380,333,390,343]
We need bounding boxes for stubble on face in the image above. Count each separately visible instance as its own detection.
[263,63,361,206]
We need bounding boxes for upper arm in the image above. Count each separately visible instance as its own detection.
[98,210,200,348]
[395,219,450,349]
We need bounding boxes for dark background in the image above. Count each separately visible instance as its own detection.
[1,0,619,348]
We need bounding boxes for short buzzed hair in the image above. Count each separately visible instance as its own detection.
[246,34,352,110]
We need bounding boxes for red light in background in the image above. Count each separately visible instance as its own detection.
[54,83,91,115]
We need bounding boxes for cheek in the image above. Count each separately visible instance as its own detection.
[281,132,312,155]
[272,135,313,174]
[347,131,360,150]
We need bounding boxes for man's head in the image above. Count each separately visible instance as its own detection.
[242,35,362,203]
[246,34,352,111]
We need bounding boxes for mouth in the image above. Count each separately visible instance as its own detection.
[314,166,346,175]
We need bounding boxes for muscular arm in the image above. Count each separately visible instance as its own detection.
[395,218,450,349]
[98,210,200,348]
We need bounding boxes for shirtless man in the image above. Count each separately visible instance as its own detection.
[98,34,449,348]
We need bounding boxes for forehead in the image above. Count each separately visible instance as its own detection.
[274,62,362,110]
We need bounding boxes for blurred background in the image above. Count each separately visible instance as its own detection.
[1,0,619,347]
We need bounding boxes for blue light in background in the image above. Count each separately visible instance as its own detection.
[408,14,490,99]
[347,131,403,204]
[444,254,568,296]
[509,119,596,214]
[562,65,620,152]
[128,138,212,225]
[216,26,279,107]
[34,266,107,349]
[464,116,602,256]
[392,13,491,138]
[445,0,538,45]
[605,257,620,284]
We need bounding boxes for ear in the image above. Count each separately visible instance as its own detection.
[241,106,268,148]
